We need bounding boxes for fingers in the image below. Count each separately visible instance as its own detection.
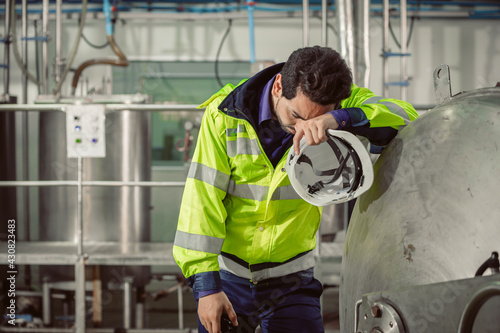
[200,315,220,333]
[293,114,339,155]
[198,291,238,333]
[293,127,303,155]
[225,303,239,327]
[293,121,326,155]
[211,318,221,333]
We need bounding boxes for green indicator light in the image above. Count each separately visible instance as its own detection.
[76,138,82,144]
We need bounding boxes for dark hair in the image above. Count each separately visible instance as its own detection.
[281,46,353,106]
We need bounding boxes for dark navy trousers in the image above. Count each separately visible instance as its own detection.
[196,269,324,333]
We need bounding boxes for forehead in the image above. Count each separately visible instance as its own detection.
[285,90,333,119]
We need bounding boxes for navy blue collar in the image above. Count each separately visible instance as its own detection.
[218,63,285,128]
[258,74,277,125]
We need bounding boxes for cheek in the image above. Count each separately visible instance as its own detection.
[279,112,295,126]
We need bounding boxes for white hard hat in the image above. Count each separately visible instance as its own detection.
[285,129,374,206]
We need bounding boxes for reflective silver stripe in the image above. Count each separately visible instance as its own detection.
[174,230,224,254]
[218,251,316,282]
[252,251,315,282]
[218,256,251,279]
[227,137,262,158]
[271,185,302,201]
[227,180,268,201]
[362,96,384,105]
[226,125,247,137]
[362,95,411,125]
[187,162,230,192]
[378,101,411,124]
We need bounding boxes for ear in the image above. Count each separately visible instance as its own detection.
[271,73,283,99]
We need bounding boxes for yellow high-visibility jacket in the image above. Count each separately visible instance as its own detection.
[173,63,418,294]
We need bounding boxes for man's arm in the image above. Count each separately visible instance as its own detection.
[292,84,418,154]
[172,98,238,331]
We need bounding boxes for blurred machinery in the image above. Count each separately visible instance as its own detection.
[37,93,152,328]
[38,94,151,287]
[0,1,188,331]
[340,66,500,332]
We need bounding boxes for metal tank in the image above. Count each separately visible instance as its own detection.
[340,84,500,332]
[38,94,151,286]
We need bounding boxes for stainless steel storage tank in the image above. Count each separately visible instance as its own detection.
[340,87,500,332]
[38,95,151,286]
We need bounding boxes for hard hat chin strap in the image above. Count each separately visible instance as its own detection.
[296,134,363,196]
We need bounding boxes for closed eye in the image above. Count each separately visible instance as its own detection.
[291,110,305,120]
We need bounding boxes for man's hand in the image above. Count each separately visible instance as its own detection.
[292,113,340,155]
[198,291,238,333]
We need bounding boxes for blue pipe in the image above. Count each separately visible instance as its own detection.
[383,52,411,57]
[370,0,500,6]
[103,0,113,36]
[20,36,49,41]
[247,1,256,64]
[2,1,498,16]
[384,81,410,86]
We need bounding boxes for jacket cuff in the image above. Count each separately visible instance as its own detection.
[196,289,223,300]
[186,271,223,293]
[328,109,351,128]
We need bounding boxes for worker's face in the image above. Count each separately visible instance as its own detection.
[271,74,334,134]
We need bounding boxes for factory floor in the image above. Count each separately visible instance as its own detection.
[6,266,341,332]
[95,283,341,332]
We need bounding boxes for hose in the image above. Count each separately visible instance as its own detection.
[475,252,500,276]
[10,0,40,87]
[52,0,89,96]
[215,19,233,88]
[70,34,128,95]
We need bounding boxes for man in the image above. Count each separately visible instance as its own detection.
[173,46,418,333]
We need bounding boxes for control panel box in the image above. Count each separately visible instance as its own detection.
[66,104,106,158]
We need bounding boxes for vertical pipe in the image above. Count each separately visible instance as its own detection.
[247,2,256,63]
[177,284,184,329]
[321,0,327,46]
[123,277,133,329]
[3,0,12,96]
[55,0,62,88]
[74,257,86,333]
[400,0,408,100]
[302,0,309,47]
[92,266,102,327]
[42,0,49,94]
[77,156,83,256]
[346,0,355,81]
[135,287,144,329]
[22,0,32,288]
[336,0,347,61]
[34,20,41,95]
[382,0,389,97]
[75,158,85,333]
[355,0,371,87]
[136,303,144,329]
[42,281,51,325]
[362,0,371,88]
[22,0,28,103]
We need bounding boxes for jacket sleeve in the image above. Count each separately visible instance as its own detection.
[332,84,418,147]
[172,97,231,294]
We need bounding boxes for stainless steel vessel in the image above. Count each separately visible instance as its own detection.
[38,95,151,286]
[340,86,500,332]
